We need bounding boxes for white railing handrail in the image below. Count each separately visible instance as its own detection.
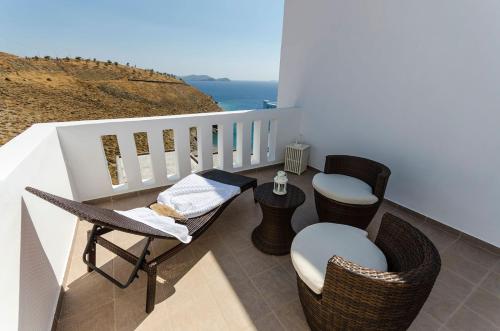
[0,123,57,180]
[37,107,287,127]
[57,107,301,201]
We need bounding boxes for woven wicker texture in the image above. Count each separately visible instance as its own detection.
[252,183,305,255]
[315,155,391,229]
[26,169,257,239]
[297,213,441,331]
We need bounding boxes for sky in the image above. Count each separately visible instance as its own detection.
[0,0,284,81]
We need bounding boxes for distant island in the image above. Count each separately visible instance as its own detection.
[182,74,230,82]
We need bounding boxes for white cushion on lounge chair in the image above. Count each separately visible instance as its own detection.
[291,223,387,294]
[157,174,241,218]
[115,207,191,243]
[312,173,378,205]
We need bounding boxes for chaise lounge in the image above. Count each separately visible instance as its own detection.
[26,169,257,313]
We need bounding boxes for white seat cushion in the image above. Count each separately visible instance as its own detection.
[291,223,387,295]
[312,173,378,205]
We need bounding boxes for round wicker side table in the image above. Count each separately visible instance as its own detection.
[252,182,306,255]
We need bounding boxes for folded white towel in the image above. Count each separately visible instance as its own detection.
[115,208,191,243]
[157,173,241,218]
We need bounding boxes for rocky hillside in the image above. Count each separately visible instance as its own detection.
[0,52,221,182]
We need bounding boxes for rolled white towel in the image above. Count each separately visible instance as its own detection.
[157,174,241,218]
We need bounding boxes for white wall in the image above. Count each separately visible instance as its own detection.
[279,0,500,246]
[0,125,77,330]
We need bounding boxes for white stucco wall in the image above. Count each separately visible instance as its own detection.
[0,125,77,330]
[278,0,500,246]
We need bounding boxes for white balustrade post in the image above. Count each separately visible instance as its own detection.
[198,124,213,170]
[174,127,191,178]
[268,119,278,162]
[218,122,233,171]
[241,121,252,168]
[147,130,168,186]
[116,133,143,189]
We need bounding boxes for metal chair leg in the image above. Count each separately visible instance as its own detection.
[146,264,158,313]
[86,229,96,273]
[83,225,153,289]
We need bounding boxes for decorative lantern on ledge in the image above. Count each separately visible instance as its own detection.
[273,171,288,195]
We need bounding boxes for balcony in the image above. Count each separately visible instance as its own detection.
[1,106,499,330]
[3,0,500,329]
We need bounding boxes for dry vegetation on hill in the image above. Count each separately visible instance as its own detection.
[0,52,221,183]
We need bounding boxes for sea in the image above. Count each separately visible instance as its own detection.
[186,80,278,148]
[186,80,278,111]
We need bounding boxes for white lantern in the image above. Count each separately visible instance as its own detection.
[273,171,288,195]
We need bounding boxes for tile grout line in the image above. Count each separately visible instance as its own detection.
[214,220,284,329]
[418,310,444,330]
[222,211,296,330]
[438,232,462,255]
[434,219,500,328]
[439,262,496,328]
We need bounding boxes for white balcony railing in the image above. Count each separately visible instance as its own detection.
[0,107,301,330]
[58,107,300,200]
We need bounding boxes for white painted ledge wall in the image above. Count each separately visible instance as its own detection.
[0,125,77,330]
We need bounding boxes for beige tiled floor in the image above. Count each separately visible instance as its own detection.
[57,166,500,331]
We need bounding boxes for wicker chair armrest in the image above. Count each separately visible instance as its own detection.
[322,256,429,329]
[325,255,405,284]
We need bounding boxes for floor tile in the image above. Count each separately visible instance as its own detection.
[460,234,500,256]
[480,272,500,298]
[57,166,500,331]
[422,283,462,324]
[57,301,115,331]
[441,251,490,284]
[251,265,298,311]
[449,238,500,269]
[494,261,500,274]
[413,220,459,252]
[211,275,271,329]
[114,289,153,331]
[465,288,500,326]
[436,268,475,301]
[274,254,297,281]
[408,311,442,331]
[244,313,285,331]
[238,245,280,277]
[60,265,114,320]
[274,299,310,331]
[446,306,498,331]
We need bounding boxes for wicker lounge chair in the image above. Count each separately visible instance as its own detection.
[26,169,257,313]
[296,213,441,331]
[313,155,391,229]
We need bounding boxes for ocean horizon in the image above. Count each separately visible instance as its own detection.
[186,80,278,111]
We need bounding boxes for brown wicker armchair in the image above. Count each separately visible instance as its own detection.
[314,155,391,229]
[297,213,441,331]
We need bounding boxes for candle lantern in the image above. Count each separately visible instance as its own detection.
[273,171,288,195]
